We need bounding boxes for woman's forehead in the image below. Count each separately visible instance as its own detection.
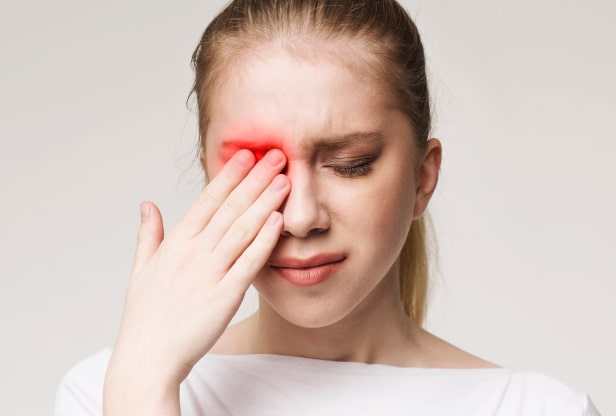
[207,35,392,112]
[207,52,395,132]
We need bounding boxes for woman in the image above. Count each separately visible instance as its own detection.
[56,0,600,414]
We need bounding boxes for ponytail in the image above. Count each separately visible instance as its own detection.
[398,215,432,325]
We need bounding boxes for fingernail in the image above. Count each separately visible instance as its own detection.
[140,203,150,222]
[271,175,288,191]
[235,149,254,167]
[266,212,281,227]
[265,149,285,166]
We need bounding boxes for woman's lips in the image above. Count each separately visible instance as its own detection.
[268,253,346,287]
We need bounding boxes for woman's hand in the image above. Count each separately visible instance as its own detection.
[103,149,289,414]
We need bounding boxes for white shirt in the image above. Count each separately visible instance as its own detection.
[55,348,601,415]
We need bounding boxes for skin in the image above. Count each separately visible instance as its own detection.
[103,40,494,416]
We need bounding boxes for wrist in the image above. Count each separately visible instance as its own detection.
[103,359,182,416]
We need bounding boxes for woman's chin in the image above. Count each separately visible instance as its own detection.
[254,287,355,330]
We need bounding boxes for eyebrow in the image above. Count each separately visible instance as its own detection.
[308,132,385,152]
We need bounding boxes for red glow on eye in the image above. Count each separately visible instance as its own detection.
[221,143,278,163]
[221,144,276,163]
[251,148,269,162]
[219,129,289,166]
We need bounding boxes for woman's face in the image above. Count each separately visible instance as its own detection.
[204,42,435,328]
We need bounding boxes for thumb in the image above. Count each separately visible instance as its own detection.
[131,201,164,277]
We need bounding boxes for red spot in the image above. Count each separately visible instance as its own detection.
[221,143,279,163]
[219,129,289,169]
[251,147,269,162]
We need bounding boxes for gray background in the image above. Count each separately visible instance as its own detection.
[1,0,614,414]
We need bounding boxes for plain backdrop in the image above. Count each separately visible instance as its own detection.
[1,0,614,414]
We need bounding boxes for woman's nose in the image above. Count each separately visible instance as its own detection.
[280,166,329,238]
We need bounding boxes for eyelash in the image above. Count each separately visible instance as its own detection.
[330,158,375,178]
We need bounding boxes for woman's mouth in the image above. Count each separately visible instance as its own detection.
[268,253,346,287]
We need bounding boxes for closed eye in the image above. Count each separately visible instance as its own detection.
[328,157,375,178]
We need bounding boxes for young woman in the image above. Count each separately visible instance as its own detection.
[56,1,600,414]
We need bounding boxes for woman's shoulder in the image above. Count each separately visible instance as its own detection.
[499,370,600,415]
[410,329,599,414]
[54,348,111,415]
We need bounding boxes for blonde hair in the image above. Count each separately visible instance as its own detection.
[190,0,433,325]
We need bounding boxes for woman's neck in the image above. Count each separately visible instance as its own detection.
[209,272,499,369]
[249,275,421,366]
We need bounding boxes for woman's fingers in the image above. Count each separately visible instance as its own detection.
[207,174,290,272]
[219,211,283,293]
[171,149,256,240]
[198,150,288,248]
[131,202,164,277]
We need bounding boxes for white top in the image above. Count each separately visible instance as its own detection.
[55,348,601,415]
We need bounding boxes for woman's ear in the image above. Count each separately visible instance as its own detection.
[412,138,442,220]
